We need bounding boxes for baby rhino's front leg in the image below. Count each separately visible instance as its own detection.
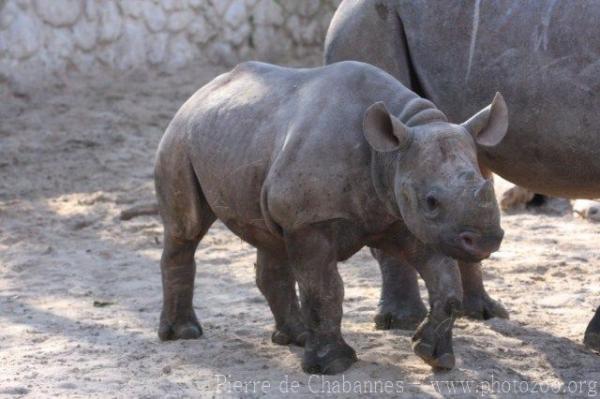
[410,251,463,370]
[285,226,357,375]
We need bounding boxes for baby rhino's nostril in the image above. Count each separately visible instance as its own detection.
[459,232,476,248]
[425,194,439,211]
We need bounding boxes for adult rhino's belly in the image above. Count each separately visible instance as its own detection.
[478,121,600,199]
[425,54,600,198]
[474,74,600,199]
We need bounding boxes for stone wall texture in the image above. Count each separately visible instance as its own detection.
[0,0,341,85]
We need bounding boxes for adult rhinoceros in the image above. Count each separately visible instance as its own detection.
[324,0,600,349]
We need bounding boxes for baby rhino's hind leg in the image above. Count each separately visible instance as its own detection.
[155,151,216,341]
[256,249,307,346]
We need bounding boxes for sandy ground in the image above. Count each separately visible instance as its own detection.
[1,65,600,399]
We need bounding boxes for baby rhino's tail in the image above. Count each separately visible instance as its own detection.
[154,122,215,242]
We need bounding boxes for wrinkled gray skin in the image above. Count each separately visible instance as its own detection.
[324,0,600,346]
[154,61,507,373]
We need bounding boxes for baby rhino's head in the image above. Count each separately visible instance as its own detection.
[364,93,508,262]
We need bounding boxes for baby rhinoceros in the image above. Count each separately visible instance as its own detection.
[154,61,507,374]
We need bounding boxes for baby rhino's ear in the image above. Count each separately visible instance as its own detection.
[462,92,509,147]
[363,101,411,152]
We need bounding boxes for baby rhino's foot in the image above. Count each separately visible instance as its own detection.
[272,321,308,347]
[158,311,203,341]
[302,339,357,375]
[412,300,461,370]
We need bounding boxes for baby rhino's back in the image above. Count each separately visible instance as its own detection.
[183,61,306,163]
[169,62,315,233]
[181,60,408,171]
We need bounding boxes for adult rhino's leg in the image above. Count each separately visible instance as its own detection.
[155,152,216,341]
[411,252,463,370]
[285,226,357,375]
[371,252,507,329]
[459,261,509,320]
[255,249,307,347]
[371,248,427,330]
[584,306,600,351]
[325,0,414,88]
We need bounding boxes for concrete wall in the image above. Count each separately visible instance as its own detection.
[0,0,340,86]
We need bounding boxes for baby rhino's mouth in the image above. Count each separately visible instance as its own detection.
[441,228,504,262]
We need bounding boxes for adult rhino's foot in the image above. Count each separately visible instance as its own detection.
[412,300,460,370]
[158,311,203,341]
[584,307,600,352]
[461,292,509,320]
[584,330,600,352]
[302,339,357,375]
[500,185,535,211]
[573,200,600,223]
[500,186,571,216]
[271,321,308,347]
[374,302,428,330]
